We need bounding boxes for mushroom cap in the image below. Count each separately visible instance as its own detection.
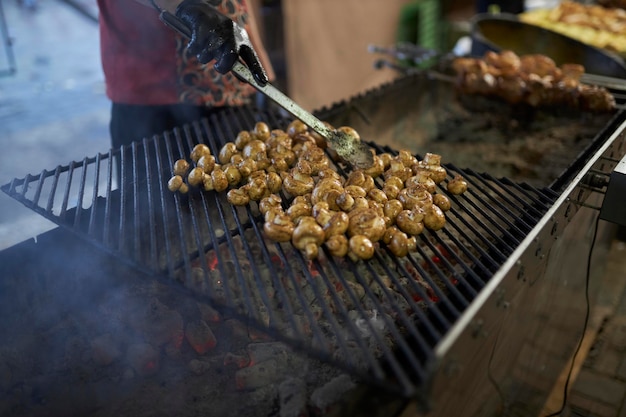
[349,235,375,260]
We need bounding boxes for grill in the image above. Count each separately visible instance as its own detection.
[3,73,626,414]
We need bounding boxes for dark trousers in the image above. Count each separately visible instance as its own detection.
[110,102,226,149]
[109,103,227,184]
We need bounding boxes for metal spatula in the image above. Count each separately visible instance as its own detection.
[159,11,374,169]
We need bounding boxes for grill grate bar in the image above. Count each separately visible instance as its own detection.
[314,256,414,387]
[102,152,114,247]
[119,146,129,254]
[195,120,276,326]
[155,133,178,277]
[322,250,422,381]
[59,163,75,222]
[448,189,517,255]
[166,133,194,280]
[270,243,354,370]
[143,137,159,270]
[130,143,139,259]
[356,257,431,386]
[456,175,528,242]
[418,235,472,310]
[431,231,484,298]
[73,157,89,231]
[462,168,545,231]
[0,102,564,399]
[203,113,386,366]
[31,169,46,211]
[46,167,62,215]
[87,153,102,238]
[377,253,447,340]
[491,175,557,211]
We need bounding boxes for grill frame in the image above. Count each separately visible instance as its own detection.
[3,71,625,413]
[2,101,559,400]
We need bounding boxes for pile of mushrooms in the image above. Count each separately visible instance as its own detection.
[167,120,468,261]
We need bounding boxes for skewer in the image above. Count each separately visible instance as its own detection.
[580,73,626,92]
[370,43,626,92]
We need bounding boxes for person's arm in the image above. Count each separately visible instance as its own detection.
[138,0,268,85]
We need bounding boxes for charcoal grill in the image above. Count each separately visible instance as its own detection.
[3,73,626,416]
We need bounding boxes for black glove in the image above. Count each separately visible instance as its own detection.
[175,0,268,86]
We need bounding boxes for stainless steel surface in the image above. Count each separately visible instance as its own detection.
[410,119,626,416]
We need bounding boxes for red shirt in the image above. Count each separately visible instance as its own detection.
[97,0,256,106]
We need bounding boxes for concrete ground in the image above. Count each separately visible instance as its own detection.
[0,0,109,250]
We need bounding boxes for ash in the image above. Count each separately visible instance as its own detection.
[0,230,391,417]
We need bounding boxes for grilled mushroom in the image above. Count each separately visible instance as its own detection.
[190,143,211,163]
[173,159,190,177]
[405,173,437,194]
[259,194,282,216]
[384,160,412,182]
[336,191,355,212]
[287,119,308,139]
[266,171,283,194]
[311,178,344,210]
[397,185,433,210]
[447,175,468,195]
[253,121,271,141]
[386,228,416,257]
[325,234,349,257]
[168,175,189,194]
[223,164,242,186]
[299,146,329,175]
[348,235,375,261]
[367,188,388,205]
[396,149,418,168]
[345,171,375,192]
[218,142,238,165]
[246,172,269,201]
[227,187,250,206]
[187,167,205,187]
[282,162,315,196]
[264,209,295,242]
[322,211,350,239]
[234,130,252,150]
[383,199,404,223]
[363,154,385,178]
[423,204,446,231]
[347,208,386,242]
[396,209,425,236]
[292,216,325,259]
[211,167,229,192]
[242,140,267,161]
[416,153,447,184]
[433,194,451,211]
[287,200,312,224]
[236,158,257,178]
[197,155,216,174]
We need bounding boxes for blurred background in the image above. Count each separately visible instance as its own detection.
[0,0,566,249]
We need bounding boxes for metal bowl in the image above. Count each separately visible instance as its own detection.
[470,13,626,78]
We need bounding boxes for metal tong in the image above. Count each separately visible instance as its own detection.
[159,11,374,170]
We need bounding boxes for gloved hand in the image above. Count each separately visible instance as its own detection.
[175,0,268,86]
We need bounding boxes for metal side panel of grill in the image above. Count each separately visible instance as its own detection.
[1,100,559,402]
[418,119,626,417]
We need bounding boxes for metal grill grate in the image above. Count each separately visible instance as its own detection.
[1,104,557,397]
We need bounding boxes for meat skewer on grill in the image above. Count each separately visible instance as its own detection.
[451,50,616,112]
[371,45,620,112]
